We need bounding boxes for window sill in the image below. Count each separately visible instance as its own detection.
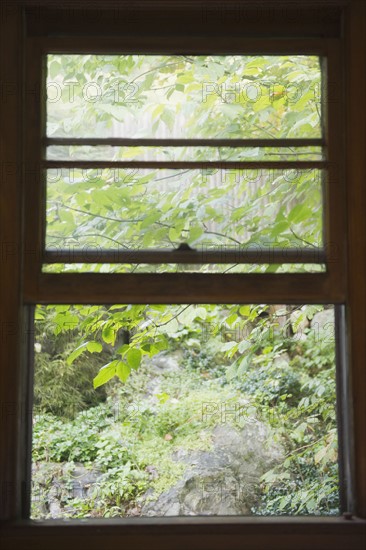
[1,516,366,550]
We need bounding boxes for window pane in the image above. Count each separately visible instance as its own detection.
[46,145,323,162]
[42,263,326,274]
[46,54,322,139]
[31,303,339,518]
[46,168,323,253]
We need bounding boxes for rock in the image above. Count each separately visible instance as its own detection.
[68,463,103,499]
[311,309,335,333]
[49,498,62,518]
[31,462,103,518]
[145,351,182,399]
[141,423,283,516]
[150,350,182,374]
[309,309,335,347]
[127,506,142,516]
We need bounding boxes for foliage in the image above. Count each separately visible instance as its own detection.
[42,53,324,388]
[34,308,112,418]
[32,370,245,518]
[245,313,339,515]
[32,55,340,517]
[46,53,322,266]
[33,405,113,462]
[32,305,339,517]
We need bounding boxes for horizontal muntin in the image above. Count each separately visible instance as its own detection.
[25,272,345,305]
[44,138,325,148]
[44,160,327,169]
[46,146,323,163]
[44,247,326,264]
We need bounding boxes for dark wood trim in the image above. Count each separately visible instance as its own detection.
[25,3,343,40]
[1,516,365,550]
[23,35,45,301]
[334,305,355,514]
[23,272,344,304]
[43,248,326,265]
[322,39,347,301]
[345,0,366,520]
[45,138,325,148]
[33,36,340,55]
[0,3,24,522]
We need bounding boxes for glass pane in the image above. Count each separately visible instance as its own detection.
[46,168,323,252]
[46,54,322,139]
[42,263,326,274]
[31,303,339,518]
[46,145,323,162]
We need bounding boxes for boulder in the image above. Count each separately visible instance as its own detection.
[141,423,283,516]
[310,309,335,344]
[150,350,182,374]
[69,463,103,499]
[311,309,335,332]
[31,462,103,518]
[145,351,183,399]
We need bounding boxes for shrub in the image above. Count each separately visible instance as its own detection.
[33,348,108,419]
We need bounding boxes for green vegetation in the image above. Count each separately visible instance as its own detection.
[46,53,323,269]
[32,304,339,518]
[32,55,339,518]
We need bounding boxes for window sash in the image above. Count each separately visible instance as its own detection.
[23,36,345,304]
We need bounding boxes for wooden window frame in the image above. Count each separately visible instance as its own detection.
[0,1,365,549]
[26,37,339,298]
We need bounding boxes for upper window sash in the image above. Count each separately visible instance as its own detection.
[23,36,345,303]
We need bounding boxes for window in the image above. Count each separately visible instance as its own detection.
[1,1,365,549]
[43,52,325,274]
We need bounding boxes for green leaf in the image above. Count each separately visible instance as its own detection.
[141,212,162,229]
[116,343,130,355]
[237,353,252,375]
[35,308,46,320]
[93,361,118,388]
[161,317,180,336]
[102,325,116,345]
[239,305,251,317]
[288,204,312,224]
[86,341,103,353]
[66,342,89,365]
[169,227,179,241]
[226,313,238,326]
[260,469,277,483]
[271,220,289,237]
[265,264,280,273]
[126,348,142,370]
[116,361,131,383]
[177,306,196,326]
[278,495,291,511]
[221,341,238,352]
[238,340,251,353]
[226,359,239,381]
[188,225,203,243]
